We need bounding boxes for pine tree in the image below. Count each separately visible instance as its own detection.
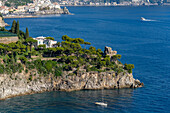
[11,20,16,33]
[16,21,19,35]
[25,27,29,39]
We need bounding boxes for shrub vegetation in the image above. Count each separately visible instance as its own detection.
[0,20,135,80]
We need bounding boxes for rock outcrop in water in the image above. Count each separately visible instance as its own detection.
[0,71,143,100]
[35,7,70,15]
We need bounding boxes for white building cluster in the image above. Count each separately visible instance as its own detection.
[33,0,61,9]
[0,1,2,7]
[0,0,61,14]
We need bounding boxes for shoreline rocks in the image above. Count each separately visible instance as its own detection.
[0,71,143,100]
[0,17,9,27]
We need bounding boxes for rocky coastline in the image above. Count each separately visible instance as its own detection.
[0,70,143,100]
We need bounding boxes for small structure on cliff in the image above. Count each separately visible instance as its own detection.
[104,46,117,57]
[0,17,9,27]
[0,31,18,44]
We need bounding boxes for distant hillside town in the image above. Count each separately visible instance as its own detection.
[0,0,170,8]
[51,0,170,6]
[0,0,70,18]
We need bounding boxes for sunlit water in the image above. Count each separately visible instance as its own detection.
[1,6,170,112]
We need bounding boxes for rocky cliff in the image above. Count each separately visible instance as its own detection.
[0,71,143,100]
[0,17,9,27]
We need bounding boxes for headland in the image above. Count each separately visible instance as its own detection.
[0,20,143,100]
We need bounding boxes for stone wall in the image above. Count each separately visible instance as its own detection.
[0,36,18,44]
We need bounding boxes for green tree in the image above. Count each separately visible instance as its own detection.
[0,64,4,74]
[19,56,27,64]
[112,54,122,60]
[55,69,62,77]
[25,38,37,51]
[48,48,56,57]
[124,63,135,73]
[84,42,91,49]
[38,44,46,49]
[0,45,4,55]
[18,30,26,40]
[45,61,52,73]
[65,56,77,64]
[96,49,103,54]
[70,43,81,51]
[11,20,16,33]
[25,27,29,39]
[89,46,96,51]
[56,42,60,47]
[62,35,73,42]
[56,47,64,55]
[45,37,54,40]
[16,21,20,35]
[89,46,96,54]
[16,41,26,53]
[97,60,106,69]
[104,55,111,65]
[73,38,84,44]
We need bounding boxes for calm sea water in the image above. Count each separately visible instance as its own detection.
[1,6,170,113]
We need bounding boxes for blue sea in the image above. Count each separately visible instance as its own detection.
[1,6,170,112]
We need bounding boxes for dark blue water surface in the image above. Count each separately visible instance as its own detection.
[1,6,170,113]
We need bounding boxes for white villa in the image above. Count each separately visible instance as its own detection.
[33,0,61,9]
[34,36,57,48]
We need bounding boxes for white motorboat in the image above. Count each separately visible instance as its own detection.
[141,17,146,21]
[95,102,107,107]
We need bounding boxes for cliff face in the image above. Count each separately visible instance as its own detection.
[0,71,143,100]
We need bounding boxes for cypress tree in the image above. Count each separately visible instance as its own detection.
[25,27,29,39]
[11,20,16,33]
[16,21,19,35]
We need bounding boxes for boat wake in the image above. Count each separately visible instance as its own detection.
[95,102,107,107]
[142,19,156,22]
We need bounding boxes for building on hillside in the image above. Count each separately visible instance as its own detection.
[17,6,27,12]
[0,1,2,7]
[132,0,140,2]
[0,6,9,14]
[0,31,18,44]
[53,2,61,9]
[34,36,57,48]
